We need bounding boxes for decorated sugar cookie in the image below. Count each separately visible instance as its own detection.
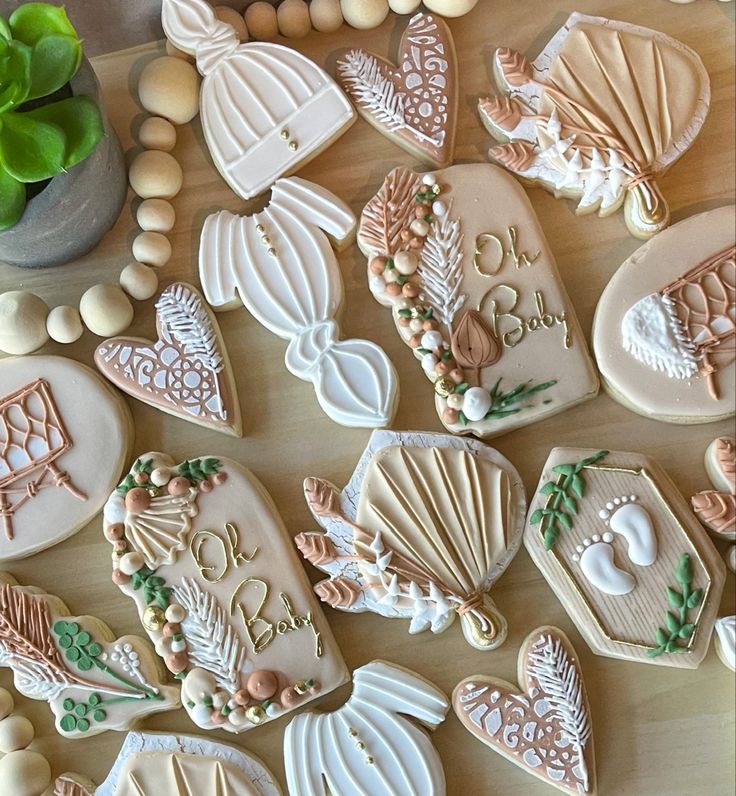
[0,356,131,562]
[524,448,726,668]
[285,660,448,796]
[0,573,179,738]
[297,430,525,650]
[337,12,457,167]
[358,164,598,438]
[162,0,355,199]
[200,177,398,428]
[691,437,736,541]
[479,12,710,239]
[714,616,736,672]
[593,207,735,423]
[95,283,242,436]
[453,626,596,796]
[103,453,347,734]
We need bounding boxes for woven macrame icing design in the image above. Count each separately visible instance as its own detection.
[479,12,710,239]
[338,12,457,168]
[453,627,596,796]
[95,283,242,436]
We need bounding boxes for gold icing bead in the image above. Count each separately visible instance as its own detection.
[356,741,365,751]
[434,377,454,398]
[365,756,374,765]
[348,728,357,737]
[267,248,277,257]
[245,705,267,724]
[293,680,308,695]
[143,605,166,632]
[261,235,270,244]
[256,224,265,233]
[289,141,299,151]
[432,184,441,195]
[280,129,289,139]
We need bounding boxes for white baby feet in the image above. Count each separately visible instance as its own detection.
[572,533,636,596]
[599,495,658,566]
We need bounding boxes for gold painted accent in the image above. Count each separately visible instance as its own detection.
[143,605,166,631]
[261,235,270,245]
[540,463,712,652]
[365,757,374,765]
[479,286,570,349]
[245,705,266,724]
[474,226,540,278]
[289,141,298,151]
[434,377,454,397]
[256,224,265,234]
[280,129,289,140]
[268,248,277,257]
[474,233,504,277]
[293,680,308,695]
[190,523,258,583]
[356,741,365,751]
[348,728,357,737]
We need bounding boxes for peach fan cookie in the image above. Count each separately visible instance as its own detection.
[285,661,448,795]
[0,573,179,738]
[297,430,526,651]
[103,454,348,734]
[524,448,726,668]
[337,12,457,168]
[0,356,131,562]
[95,283,242,436]
[162,0,355,199]
[358,164,598,438]
[454,626,596,796]
[593,207,735,423]
[479,12,709,239]
[691,437,736,541]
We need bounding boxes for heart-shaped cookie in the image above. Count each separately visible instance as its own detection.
[95,283,242,436]
[453,626,596,796]
[338,12,457,168]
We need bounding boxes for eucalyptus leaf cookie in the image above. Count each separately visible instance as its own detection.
[103,453,348,734]
[524,448,726,668]
[358,163,598,438]
[0,573,179,738]
[479,12,710,239]
[593,207,735,423]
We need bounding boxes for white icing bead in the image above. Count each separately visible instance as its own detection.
[422,0,479,16]
[421,353,438,374]
[0,750,51,796]
[191,704,213,726]
[244,1,279,40]
[129,150,183,199]
[0,715,34,753]
[462,386,492,422]
[310,0,343,32]
[0,689,13,721]
[104,499,127,524]
[138,56,200,125]
[119,552,145,576]
[389,0,421,12]
[154,638,169,656]
[409,318,424,333]
[393,250,419,275]
[266,702,281,717]
[137,198,176,233]
[277,0,312,38]
[46,305,83,345]
[170,638,187,653]
[340,0,389,29]
[422,173,436,186]
[165,603,186,623]
[79,285,134,337]
[421,330,443,350]
[215,6,249,41]
[410,218,430,237]
[0,291,49,355]
[447,393,464,410]
[212,691,229,709]
[120,263,159,301]
[369,275,386,294]
[228,707,247,726]
[397,298,413,310]
[384,268,398,284]
[432,200,447,217]
[132,231,172,268]
[138,116,177,151]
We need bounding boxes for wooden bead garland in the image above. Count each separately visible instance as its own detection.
[0,687,52,796]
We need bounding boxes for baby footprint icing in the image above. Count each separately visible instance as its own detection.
[599,496,657,566]
[572,533,635,596]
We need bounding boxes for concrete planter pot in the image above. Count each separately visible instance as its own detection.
[0,58,127,269]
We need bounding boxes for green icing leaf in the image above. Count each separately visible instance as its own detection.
[539,482,556,496]
[88,693,100,706]
[76,718,90,732]
[675,553,693,586]
[26,33,82,100]
[570,473,585,498]
[77,656,93,671]
[0,109,65,182]
[552,464,574,476]
[59,714,77,732]
[666,587,684,609]
[687,588,703,608]
[9,4,79,47]
[0,163,25,230]
[679,623,695,639]
[557,511,572,530]
[649,552,700,656]
[93,709,106,722]
[529,509,543,525]
[562,494,577,514]
[62,698,73,711]
[24,95,103,168]
[665,611,680,634]
[655,627,669,647]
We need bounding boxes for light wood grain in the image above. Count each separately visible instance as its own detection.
[0,2,734,794]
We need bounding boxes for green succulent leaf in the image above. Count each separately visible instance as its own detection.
[27,33,82,100]
[0,38,32,111]
[9,4,79,47]
[0,109,65,181]
[0,16,11,41]
[0,163,25,230]
[24,95,103,167]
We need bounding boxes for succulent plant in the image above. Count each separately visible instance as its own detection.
[0,3,103,230]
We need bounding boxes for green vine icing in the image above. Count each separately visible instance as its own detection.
[648,553,703,657]
[455,378,558,426]
[60,693,107,734]
[116,457,154,493]
[530,450,609,550]
[131,566,173,610]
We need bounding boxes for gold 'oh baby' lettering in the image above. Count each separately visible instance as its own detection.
[480,286,571,349]
[474,226,540,277]
[190,522,258,583]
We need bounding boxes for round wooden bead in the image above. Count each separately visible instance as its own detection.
[138,56,200,125]
[215,5,249,41]
[120,263,159,301]
[132,231,172,268]
[0,750,51,796]
[46,305,83,344]
[165,39,194,62]
[277,0,312,38]
[137,198,176,233]
[340,0,389,29]
[310,0,343,32]
[0,715,34,753]
[245,1,279,40]
[139,116,177,152]
[79,285,134,337]
[423,0,479,16]
[388,0,421,12]
[129,150,183,199]
[0,689,14,721]
[0,291,49,355]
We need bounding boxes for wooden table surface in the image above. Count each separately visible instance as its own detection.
[1,2,734,794]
